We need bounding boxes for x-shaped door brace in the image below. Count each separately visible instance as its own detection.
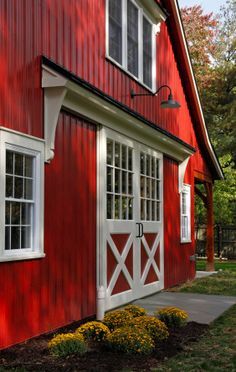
[140,233,160,285]
[107,234,133,296]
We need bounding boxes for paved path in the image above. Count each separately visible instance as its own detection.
[133,292,236,324]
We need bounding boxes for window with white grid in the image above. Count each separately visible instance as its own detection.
[107,0,156,90]
[140,152,161,221]
[106,138,134,220]
[181,184,191,242]
[0,128,44,261]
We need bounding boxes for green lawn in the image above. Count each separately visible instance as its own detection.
[156,304,236,372]
[196,260,236,272]
[170,270,236,296]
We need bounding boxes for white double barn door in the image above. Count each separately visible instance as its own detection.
[100,128,164,310]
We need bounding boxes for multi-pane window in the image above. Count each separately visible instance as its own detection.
[181,185,191,242]
[0,128,44,262]
[127,0,139,76]
[143,17,152,88]
[108,0,122,64]
[107,0,156,90]
[140,153,160,221]
[106,139,133,220]
[5,151,34,251]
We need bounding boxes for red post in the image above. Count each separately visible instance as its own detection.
[205,182,215,271]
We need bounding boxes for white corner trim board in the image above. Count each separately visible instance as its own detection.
[178,156,190,193]
[42,64,194,164]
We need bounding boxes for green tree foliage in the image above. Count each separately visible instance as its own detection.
[181,1,236,225]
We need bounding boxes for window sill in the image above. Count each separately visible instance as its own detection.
[105,55,155,94]
[180,240,192,244]
[0,252,46,263]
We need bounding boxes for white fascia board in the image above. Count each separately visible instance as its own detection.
[138,0,167,23]
[173,0,223,179]
[42,64,194,163]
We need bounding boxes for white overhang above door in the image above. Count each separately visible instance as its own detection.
[42,60,195,191]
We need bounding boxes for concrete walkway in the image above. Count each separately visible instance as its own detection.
[133,291,236,324]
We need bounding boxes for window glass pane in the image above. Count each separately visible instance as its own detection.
[146,178,150,198]
[5,201,11,224]
[5,227,10,250]
[122,171,127,194]
[156,181,160,200]
[182,193,187,214]
[140,176,145,197]
[107,194,113,219]
[141,199,145,221]
[109,0,122,64]
[11,226,20,249]
[21,203,31,225]
[107,167,113,192]
[25,155,33,177]
[121,145,127,169]
[128,148,132,171]
[115,195,120,219]
[21,226,31,249]
[152,179,155,199]
[156,160,159,179]
[6,151,13,174]
[140,153,145,174]
[122,197,127,220]
[146,200,150,221]
[115,142,120,167]
[11,202,21,225]
[152,201,156,220]
[115,169,120,193]
[146,155,150,176]
[24,179,33,199]
[107,139,113,165]
[6,175,13,197]
[143,17,152,88]
[127,0,139,76]
[128,173,132,195]
[128,197,133,220]
[156,202,160,221]
[15,153,24,176]
[15,177,24,199]
[151,157,155,177]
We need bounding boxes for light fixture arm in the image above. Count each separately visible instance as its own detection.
[131,85,172,99]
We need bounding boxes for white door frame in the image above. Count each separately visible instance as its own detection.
[97,126,164,312]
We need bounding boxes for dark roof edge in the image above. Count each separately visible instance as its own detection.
[42,55,196,154]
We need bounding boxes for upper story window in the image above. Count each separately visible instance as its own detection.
[180,184,191,243]
[0,128,45,262]
[107,0,157,91]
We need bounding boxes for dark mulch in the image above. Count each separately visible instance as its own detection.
[0,322,208,371]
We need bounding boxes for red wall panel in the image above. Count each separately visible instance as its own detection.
[0,0,215,179]
[0,112,96,349]
[163,157,195,288]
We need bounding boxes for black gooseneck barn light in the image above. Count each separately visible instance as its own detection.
[130,85,181,108]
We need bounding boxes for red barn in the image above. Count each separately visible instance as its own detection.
[0,0,223,349]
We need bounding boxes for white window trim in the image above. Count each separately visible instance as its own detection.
[0,127,45,262]
[106,0,157,92]
[180,184,191,243]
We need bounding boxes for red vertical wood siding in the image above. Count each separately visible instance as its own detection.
[0,0,216,178]
[164,157,195,288]
[0,112,96,349]
[0,0,216,347]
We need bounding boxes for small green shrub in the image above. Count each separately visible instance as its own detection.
[128,316,169,342]
[124,304,147,317]
[106,326,155,354]
[48,332,87,357]
[76,321,110,342]
[103,310,133,331]
[155,307,188,328]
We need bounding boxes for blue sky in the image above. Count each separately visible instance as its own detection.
[178,0,226,14]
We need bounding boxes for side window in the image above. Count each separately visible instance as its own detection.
[180,184,191,243]
[0,129,44,261]
[107,0,156,90]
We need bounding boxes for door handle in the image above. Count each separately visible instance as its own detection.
[140,222,144,238]
[136,223,144,238]
[136,222,141,238]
